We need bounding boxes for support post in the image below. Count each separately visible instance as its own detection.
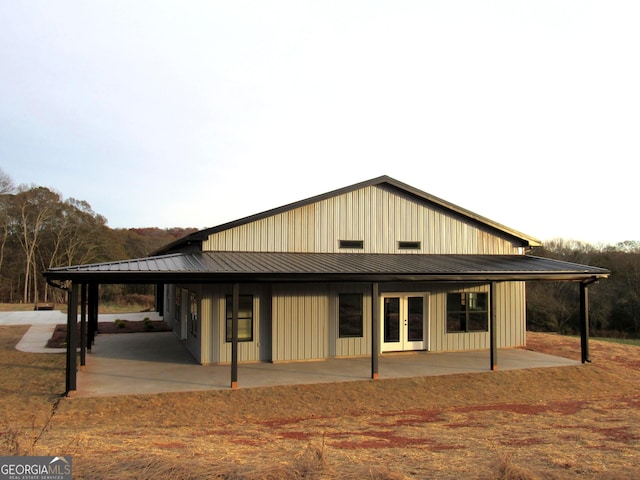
[490,282,498,371]
[80,283,87,368]
[231,283,239,389]
[155,283,165,316]
[580,281,591,363]
[87,283,99,351]
[65,282,80,397]
[371,282,379,380]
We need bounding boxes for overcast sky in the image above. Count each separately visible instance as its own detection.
[1,1,638,245]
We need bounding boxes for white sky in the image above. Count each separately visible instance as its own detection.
[1,1,638,245]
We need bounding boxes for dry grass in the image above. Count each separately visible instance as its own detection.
[0,303,40,312]
[0,326,638,479]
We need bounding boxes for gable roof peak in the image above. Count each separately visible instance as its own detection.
[154,175,542,255]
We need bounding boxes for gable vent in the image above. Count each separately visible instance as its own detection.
[398,241,421,250]
[339,240,364,249]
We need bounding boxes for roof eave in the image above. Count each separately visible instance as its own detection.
[42,270,609,285]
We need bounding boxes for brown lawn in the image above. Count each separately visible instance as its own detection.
[0,327,638,479]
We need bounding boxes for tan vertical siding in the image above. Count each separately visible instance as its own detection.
[495,281,526,348]
[272,284,328,361]
[203,185,521,254]
[200,285,216,364]
[209,284,263,363]
[427,282,526,353]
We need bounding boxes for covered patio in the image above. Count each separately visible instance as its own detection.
[76,329,579,397]
[44,251,609,397]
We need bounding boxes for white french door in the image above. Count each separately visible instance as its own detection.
[380,293,429,352]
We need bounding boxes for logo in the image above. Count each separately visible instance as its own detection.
[0,456,72,480]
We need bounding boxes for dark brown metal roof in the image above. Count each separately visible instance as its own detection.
[44,252,609,284]
[155,176,542,254]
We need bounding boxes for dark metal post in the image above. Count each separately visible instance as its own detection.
[80,283,87,367]
[580,281,591,363]
[371,282,379,380]
[155,283,165,316]
[490,282,498,371]
[87,283,99,351]
[231,283,239,389]
[65,282,80,397]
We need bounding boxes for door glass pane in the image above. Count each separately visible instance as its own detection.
[407,296,424,342]
[384,297,400,343]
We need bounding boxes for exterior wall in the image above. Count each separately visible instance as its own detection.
[164,284,203,362]
[203,185,521,254]
[166,182,529,363]
[167,280,526,364]
[201,284,268,364]
[329,283,372,357]
[428,282,526,352]
[272,284,329,361]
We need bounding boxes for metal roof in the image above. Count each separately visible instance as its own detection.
[155,176,543,254]
[44,252,609,284]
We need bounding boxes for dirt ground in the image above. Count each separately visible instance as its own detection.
[1,326,638,479]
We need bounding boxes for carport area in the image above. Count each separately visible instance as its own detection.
[76,331,579,398]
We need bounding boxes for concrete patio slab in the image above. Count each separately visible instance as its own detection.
[75,331,580,398]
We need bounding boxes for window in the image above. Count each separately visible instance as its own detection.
[339,240,364,249]
[189,291,198,337]
[446,292,488,333]
[398,241,421,250]
[226,295,253,342]
[339,294,363,338]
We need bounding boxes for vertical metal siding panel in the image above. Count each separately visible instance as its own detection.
[271,287,286,361]
[432,293,444,352]
[271,285,329,361]
[373,188,382,253]
[515,281,526,346]
[494,282,526,348]
[310,295,316,358]
[200,288,213,364]
[301,293,308,359]
[202,184,522,254]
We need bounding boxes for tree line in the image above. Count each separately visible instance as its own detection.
[1,169,638,337]
[527,239,640,338]
[0,169,195,305]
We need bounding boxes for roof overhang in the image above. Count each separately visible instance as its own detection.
[43,252,610,285]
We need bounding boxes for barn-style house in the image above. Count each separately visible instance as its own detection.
[44,176,609,396]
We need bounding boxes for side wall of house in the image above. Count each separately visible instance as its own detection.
[164,284,204,363]
[203,185,522,254]
[166,280,526,363]
[427,281,526,352]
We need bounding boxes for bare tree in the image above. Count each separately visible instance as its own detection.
[0,168,14,194]
[13,186,61,303]
[0,169,16,285]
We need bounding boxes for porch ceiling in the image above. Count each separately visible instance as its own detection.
[43,252,610,284]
